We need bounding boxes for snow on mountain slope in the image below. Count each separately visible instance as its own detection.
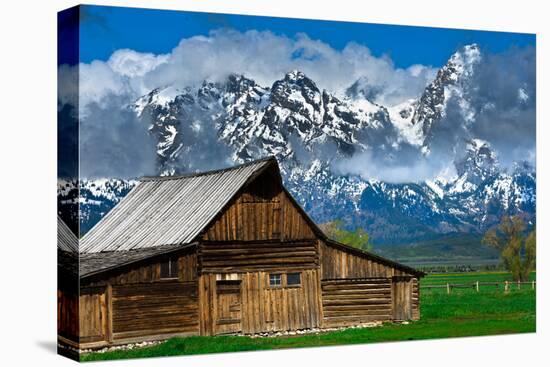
[128,70,398,175]
[58,44,535,245]
[450,138,498,193]
[387,99,422,145]
[410,44,481,147]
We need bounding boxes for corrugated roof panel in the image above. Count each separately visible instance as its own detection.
[57,216,79,253]
[80,158,274,253]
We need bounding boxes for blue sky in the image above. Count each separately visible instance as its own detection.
[74,5,535,68]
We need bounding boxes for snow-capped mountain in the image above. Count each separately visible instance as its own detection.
[388,44,481,149]
[58,44,535,245]
[132,70,395,174]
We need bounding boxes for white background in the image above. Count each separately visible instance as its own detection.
[0,0,547,366]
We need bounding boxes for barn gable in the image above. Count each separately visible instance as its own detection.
[202,165,317,242]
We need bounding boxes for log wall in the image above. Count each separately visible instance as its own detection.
[84,252,197,287]
[199,240,318,273]
[321,278,393,327]
[78,251,200,346]
[111,281,199,340]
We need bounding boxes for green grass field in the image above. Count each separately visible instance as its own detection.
[81,272,536,362]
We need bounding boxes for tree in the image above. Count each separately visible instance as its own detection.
[319,220,371,251]
[482,216,536,281]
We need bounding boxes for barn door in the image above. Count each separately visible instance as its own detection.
[215,280,242,334]
[392,277,413,321]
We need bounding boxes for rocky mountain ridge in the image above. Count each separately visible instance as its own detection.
[58,44,536,246]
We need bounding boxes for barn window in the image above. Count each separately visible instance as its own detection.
[286,272,301,286]
[160,257,179,279]
[269,274,282,287]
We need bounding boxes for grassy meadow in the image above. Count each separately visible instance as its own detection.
[81,271,536,361]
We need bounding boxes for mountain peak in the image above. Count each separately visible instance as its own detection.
[407,44,482,147]
[454,138,498,187]
[278,70,320,93]
[270,70,322,111]
[445,44,481,82]
[284,69,308,81]
[225,73,259,93]
[133,85,182,117]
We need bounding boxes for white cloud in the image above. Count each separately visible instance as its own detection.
[333,148,457,183]
[78,60,129,116]
[70,50,168,117]
[68,29,437,114]
[107,49,169,77]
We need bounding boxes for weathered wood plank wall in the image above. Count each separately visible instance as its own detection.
[321,278,392,327]
[199,240,318,273]
[198,269,322,335]
[111,282,199,340]
[203,188,316,242]
[241,270,322,334]
[78,251,200,345]
[319,241,410,279]
[392,277,414,321]
[412,278,420,320]
[84,252,197,287]
[57,289,79,341]
[198,274,216,336]
[79,286,108,344]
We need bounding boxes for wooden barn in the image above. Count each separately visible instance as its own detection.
[58,157,424,349]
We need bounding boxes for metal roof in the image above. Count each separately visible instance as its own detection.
[80,157,276,253]
[57,216,79,253]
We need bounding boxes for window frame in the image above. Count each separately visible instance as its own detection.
[286,272,302,287]
[269,273,282,288]
[160,257,179,280]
